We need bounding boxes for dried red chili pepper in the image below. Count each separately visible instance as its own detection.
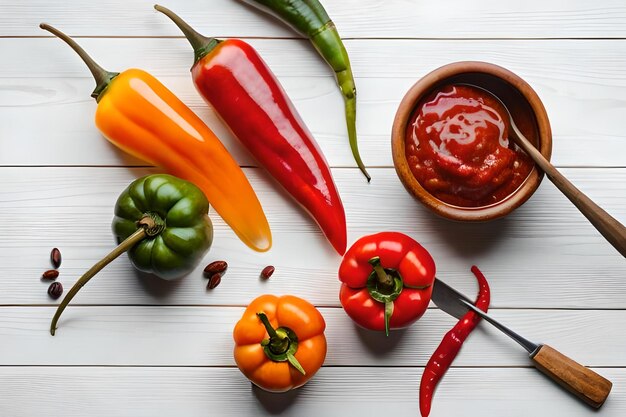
[155,5,347,255]
[419,265,491,417]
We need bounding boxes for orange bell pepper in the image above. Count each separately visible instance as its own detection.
[233,295,327,392]
[40,23,271,252]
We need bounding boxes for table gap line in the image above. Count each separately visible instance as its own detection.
[4,36,626,41]
[1,304,625,311]
[0,364,621,369]
[0,165,624,170]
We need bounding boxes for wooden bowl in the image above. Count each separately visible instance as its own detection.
[391,61,553,221]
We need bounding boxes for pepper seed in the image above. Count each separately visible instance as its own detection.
[260,265,275,280]
[207,273,222,290]
[203,260,227,278]
[42,270,59,280]
[50,248,62,269]
[48,282,63,299]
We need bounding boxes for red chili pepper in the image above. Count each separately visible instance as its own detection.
[419,265,491,417]
[338,232,436,336]
[155,5,347,255]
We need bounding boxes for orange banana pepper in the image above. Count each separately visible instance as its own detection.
[40,24,271,252]
[233,295,327,392]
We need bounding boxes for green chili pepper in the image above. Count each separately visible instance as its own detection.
[240,0,370,182]
[50,174,213,335]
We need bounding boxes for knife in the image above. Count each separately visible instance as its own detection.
[432,278,612,408]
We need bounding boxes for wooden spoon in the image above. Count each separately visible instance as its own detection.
[476,85,626,257]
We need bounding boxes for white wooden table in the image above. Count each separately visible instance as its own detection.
[1,1,625,416]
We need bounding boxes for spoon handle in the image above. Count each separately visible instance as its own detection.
[512,124,626,258]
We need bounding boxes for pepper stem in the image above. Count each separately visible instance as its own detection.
[257,312,290,354]
[287,353,306,375]
[384,301,393,337]
[368,257,394,291]
[257,312,281,346]
[39,23,119,101]
[154,5,220,66]
[50,215,162,336]
[366,256,404,336]
[256,312,306,375]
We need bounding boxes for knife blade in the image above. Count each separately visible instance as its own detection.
[432,278,538,353]
[431,277,612,408]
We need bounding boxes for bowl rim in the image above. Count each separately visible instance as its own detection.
[391,61,553,221]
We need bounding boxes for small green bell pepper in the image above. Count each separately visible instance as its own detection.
[50,174,213,335]
[112,174,213,279]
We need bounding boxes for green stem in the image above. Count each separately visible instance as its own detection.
[154,4,220,65]
[257,312,280,342]
[340,72,370,182]
[257,312,289,354]
[368,256,394,291]
[39,23,118,101]
[287,353,306,375]
[50,215,161,336]
[384,301,393,337]
[367,256,403,336]
[256,312,306,375]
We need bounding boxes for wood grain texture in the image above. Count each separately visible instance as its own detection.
[0,167,624,308]
[2,2,626,416]
[3,0,626,38]
[0,306,624,367]
[1,39,625,167]
[1,367,624,417]
[532,344,613,408]
[7,38,626,80]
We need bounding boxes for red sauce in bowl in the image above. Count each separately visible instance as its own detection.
[405,84,533,207]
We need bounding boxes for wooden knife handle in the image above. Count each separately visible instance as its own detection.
[531,344,612,408]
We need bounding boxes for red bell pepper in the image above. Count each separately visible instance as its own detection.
[338,232,436,335]
[155,5,347,255]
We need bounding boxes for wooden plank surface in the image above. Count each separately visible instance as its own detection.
[3,0,626,38]
[1,367,623,417]
[2,1,625,416]
[2,39,625,167]
[0,167,624,308]
[0,306,623,367]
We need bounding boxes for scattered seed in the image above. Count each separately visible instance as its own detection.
[50,248,62,269]
[48,282,63,299]
[42,270,59,280]
[207,273,222,290]
[261,265,275,280]
[203,260,228,278]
